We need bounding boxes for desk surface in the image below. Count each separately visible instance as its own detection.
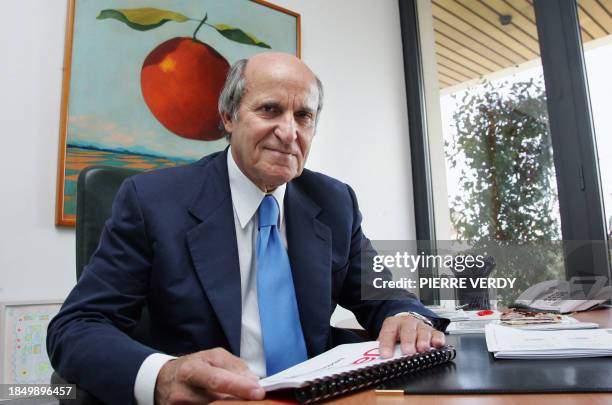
[217,307,612,405]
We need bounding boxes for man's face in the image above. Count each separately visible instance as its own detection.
[223,55,319,191]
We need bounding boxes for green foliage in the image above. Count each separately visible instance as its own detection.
[97,8,271,49]
[447,78,559,241]
[445,78,564,304]
[97,8,189,31]
[212,24,271,49]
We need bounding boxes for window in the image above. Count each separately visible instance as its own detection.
[579,0,612,238]
[399,0,611,304]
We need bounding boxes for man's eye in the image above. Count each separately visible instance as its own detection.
[296,112,314,122]
[261,105,277,113]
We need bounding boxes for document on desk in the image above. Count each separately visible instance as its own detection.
[446,320,491,334]
[485,324,612,358]
[259,341,456,403]
[447,316,598,335]
[260,342,405,391]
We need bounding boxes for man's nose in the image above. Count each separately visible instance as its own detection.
[273,113,297,144]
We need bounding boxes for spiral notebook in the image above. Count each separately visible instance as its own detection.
[260,341,456,403]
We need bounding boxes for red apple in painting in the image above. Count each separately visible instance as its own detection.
[141,37,230,140]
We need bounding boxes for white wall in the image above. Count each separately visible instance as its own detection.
[0,0,415,316]
[1,0,74,302]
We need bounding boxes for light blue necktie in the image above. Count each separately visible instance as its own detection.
[257,195,308,375]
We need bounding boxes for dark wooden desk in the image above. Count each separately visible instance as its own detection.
[217,308,612,405]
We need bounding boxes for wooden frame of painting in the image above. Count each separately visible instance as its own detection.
[56,0,301,226]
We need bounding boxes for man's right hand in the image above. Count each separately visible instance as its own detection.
[154,348,265,404]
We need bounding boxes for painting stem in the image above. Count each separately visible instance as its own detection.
[193,13,208,40]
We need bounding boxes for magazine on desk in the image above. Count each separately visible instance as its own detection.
[260,341,456,403]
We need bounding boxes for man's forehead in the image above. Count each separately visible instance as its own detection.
[244,73,318,106]
[248,75,317,93]
[247,68,315,89]
[241,54,319,107]
[246,83,318,108]
[245,55,316,85]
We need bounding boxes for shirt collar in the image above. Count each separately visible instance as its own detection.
[227,146,286,229]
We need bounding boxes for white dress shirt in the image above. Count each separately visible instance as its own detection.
[134,147,287,404]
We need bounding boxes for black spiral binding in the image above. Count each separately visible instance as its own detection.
[293,345,456,404]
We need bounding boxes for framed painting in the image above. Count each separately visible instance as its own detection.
[56,0,300,226]
[0,300,63,384]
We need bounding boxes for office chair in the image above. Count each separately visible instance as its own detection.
[52,165,142,404]
[73,165,152,344]
[74,166,141,278]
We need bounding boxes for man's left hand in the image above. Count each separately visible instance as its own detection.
[377,315,445,358]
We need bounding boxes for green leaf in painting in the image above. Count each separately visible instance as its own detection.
[212,24,271,48]
[97,8,189,31]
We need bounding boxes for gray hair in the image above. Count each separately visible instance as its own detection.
[218,58,324,139]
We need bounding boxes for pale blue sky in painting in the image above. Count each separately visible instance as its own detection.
[67,0,297,160]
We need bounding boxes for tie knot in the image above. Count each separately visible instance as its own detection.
[259,195,279,228]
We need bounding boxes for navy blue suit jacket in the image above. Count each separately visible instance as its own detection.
[47,149,445,404]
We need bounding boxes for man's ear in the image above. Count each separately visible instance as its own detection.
[220,112,234,133]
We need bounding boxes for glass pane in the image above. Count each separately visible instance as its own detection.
[428,0,565,304]
[578,0,612,238]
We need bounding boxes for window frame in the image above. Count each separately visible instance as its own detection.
[398,0,439,304]
[400,0,611,283]
[533,0,610,278]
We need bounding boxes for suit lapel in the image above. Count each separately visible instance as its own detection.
[285,182,332,357]
[184,152,333,358]
[186,151,242,355]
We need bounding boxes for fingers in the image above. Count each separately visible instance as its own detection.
[415,323,432,352]
[397,316,423,355]
[378,315,446,358]
[377,318,401,358]
[182,364,264,400]
[161,382,224,404]
[181,349,264,400]
[155,348,265,405]
[399,319,417,355]
[431,330,446,347]
[200,348,259,382]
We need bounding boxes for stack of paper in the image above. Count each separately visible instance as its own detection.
[445,309,598,334]
[444,310,499,334]
[493,316,599,331]
[485,324,612,359]
[446,320,492,334]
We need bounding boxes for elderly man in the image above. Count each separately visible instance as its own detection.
[47,53,447,405]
